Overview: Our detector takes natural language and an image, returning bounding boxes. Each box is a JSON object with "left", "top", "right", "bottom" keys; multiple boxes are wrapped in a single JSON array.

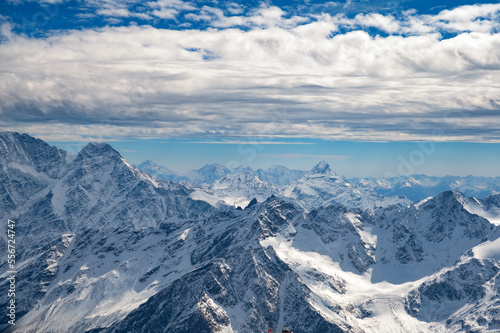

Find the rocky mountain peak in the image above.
[
  {"left": 421, "top": 190, "right": 464, "bottom": 209},
  {"left": 74, "top": 142, "right": 123, "bottom": 166},
  {"left": 0, "top": 131, "right": 68, "bottom": 177},
  {"left": 307, "top": 160, "right": 336, "bottom": 176},
  {"left": 139, "top": 160, "right": 156, "bottom": 167},
  {"left": 80, "top": 142, "right": 121, "bottom": 156}
]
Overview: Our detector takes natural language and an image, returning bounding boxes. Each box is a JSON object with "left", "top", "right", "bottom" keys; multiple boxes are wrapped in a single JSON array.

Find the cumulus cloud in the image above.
[
  {"left": 403, "top": 3, "right": 500, "bottom": 34},
  {"left": 320, "top": 3, "right": 500, "bottom": 35},
  {"left": 83, "top": 0, "right": 152, "bottom": 20},
  {"left": 182, "top": 4, "right": 309, "bottom": 28},
  {"left": 1, "top": 4, "right": 500, "bottom": 142},
  {"left": 147, "top": 0, "right": 196, "bottom": 20}
]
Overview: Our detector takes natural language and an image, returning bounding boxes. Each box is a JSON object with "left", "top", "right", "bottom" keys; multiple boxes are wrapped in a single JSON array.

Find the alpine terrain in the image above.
[{"left": 1, "top": 132, "right": 500, "bottom": 333}]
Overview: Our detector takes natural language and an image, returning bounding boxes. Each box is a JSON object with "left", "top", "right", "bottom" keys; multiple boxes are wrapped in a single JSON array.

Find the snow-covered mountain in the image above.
[
  {"left": 135, "top": 160, "right": 189, "bottom": 183},
  {"left": 189, "top": 172, "right": 279, "bottom": 208},
  {"left": 0, "top": 131, "right": 213, "bottom": 257},
  {"left": 284, "top": 161, "right": 411, "bottom": 211},
  {"left": 184, "top": 163, "right": 233, "bottom": 184},
  {"left": 187, "top": 161, "right": 410, "bottom": 211},
  {"left": 0, "top": 132, "right": 69, "bottom": 216},
  {"left": 0, "top": 132, "right": 216, "bottom": 332},
  {"left": 137, "top": 161, "right": 306, "bottom": 187},
  {"left": 136, "top": 161, "right": 500, "bottom": 203},
  {"left": 405, "top": 235, "right": 500, "bottom": 331},
  {"left": 98, "top": 192, "right": 499, "bottom": 333},
  {"left": 351, "top": 174, "right": 500, "bottom": 201},
  {"left": 2, "top": 132, "right": 500, "bottom": 333},
  {"left": 255, "top": 165, "right": 306, "bottom": 187},
  {"left": 367, "top": 191, "right": 497, "bottom": 283}
]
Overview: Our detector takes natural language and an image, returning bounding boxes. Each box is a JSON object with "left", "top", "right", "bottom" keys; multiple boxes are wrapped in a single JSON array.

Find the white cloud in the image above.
[
  {"left": 1, "top": 4, "right": 500, "bottom": 142},
  {"left": 248, "top": 6, "right": 286, "bottom": 27},
  {"left": 147, "top": 0, "right": 195, "bottom": 11},
  {"left": 435, "top": 3, "right": 500, "bottom": 23},
  {"left": 96, "top": 7, "right": 130, "bottom": 17},
  {"left": 147, "top": 0, "right": 196, "bottom": 20},
  {"left": 404, "top": 3, "right": 500, "bottom": 34},
  {"left": 313, "top": 3, "right": 500, "bottom": 36},
  {"left": 180, "top": 4, "right": 310, "bottom": 29},
  {"left": 353, "top": 13, "right": 401, "bottom": 33},
  {"left": 87, "top": 0, "right": 152, "bottom": 20},
  {"left": 150, "top": 8, "right": 178, "bottom": 19},
  {"left": 226, "top": 3, "right": 244, "bottom": 15},
  {"left": 0, "top": 23, "right": 14, "bottom": 40}
]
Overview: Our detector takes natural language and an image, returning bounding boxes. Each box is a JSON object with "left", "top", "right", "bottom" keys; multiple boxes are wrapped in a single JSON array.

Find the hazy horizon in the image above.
[{"left": 46, "top": 137, "right": 500, "bottom": 178}]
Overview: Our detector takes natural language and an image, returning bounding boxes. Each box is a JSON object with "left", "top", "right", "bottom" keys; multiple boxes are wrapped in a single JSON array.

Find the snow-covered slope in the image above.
[
  {"left": 104, "top": 198, "right": 353, "bottom": 333},
  {"left": 456, "top": 193, "right": 500, "bottom": 226},
  {"left": 2, "top": 132, "right": 500, "bottom": 333},
  {"left": 405, "top": 234, "right": 500, "bottom": 332},
  {"left": 98, "top": 192, "right": 499, "bottom": 333}
]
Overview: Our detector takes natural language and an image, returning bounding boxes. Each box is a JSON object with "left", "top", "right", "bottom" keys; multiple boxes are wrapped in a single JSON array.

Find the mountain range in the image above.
[
  {"left": 350, "top": 175, "right": 500, "bottom": 201},
  {"left": 1, "top": 132, "right": 500, "bottom": 333},
  {"left": 136, "top": 160, "right": 307, "bottom": 187},
  {"left": 136, "top": 161, "right": 500, "bottom": 202}
]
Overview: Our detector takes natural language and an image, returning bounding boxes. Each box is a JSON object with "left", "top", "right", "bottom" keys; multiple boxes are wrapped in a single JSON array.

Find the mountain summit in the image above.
[
  {"left": 285, "top": 161, "right": 409, "bottom": 211},
  {"left": 307, "top": 160, "right": 336, "bottom": 176},
  {"left": 77, "top": 142, "right": 122, "bottom": 160},
  {"left": 136, "top": 160, "right": 187, "bottom": 182}
]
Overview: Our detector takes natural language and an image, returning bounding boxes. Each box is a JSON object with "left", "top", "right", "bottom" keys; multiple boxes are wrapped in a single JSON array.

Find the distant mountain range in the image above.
[
  {"left": 2, "top": 132, "right": 500, "bottom": 333},
  {"left": 136, "top": 161, "right": 500, "bottom": 202},
  {"left": 350, "top": 175, "right": 500, "bottom": 201},
  {"left": 181, "top": 159, "right": 410, "bottom": 210},
  {"left": 136, "top": 160, "right": 307, "bottom": 187}
]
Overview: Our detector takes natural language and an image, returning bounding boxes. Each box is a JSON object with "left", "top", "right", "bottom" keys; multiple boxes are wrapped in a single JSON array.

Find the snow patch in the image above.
[
  {"left": 473, "top": 235, "right": 500, "bottom": 261},
  {"left": 51, "top": 182, "right": 68, "bottom": 215},
  {"left": 7, "top": 162, "right": 53, "bottom": 181},
  {"left": 260, "top": 235, "right": 438, "bottom": 332},
  {"left": 415, "top": 196, "right": 433, "bottom": 208},
  {"left": 178, "top": 228, "right": 190, "bottom": 241}
]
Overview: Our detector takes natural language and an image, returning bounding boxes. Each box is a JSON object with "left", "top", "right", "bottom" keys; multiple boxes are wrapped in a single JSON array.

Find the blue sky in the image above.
[
  {"left": 51, "top": 138, "right": 500, "bottom": 177},
  {"left": 1, "top": 0, "right": 499, "bottom": 176}
]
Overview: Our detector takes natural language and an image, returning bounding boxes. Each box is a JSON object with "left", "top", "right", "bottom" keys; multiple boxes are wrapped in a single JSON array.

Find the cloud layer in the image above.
[{"left": 1, "top": 3, "right": 500, "bottom": 142}]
